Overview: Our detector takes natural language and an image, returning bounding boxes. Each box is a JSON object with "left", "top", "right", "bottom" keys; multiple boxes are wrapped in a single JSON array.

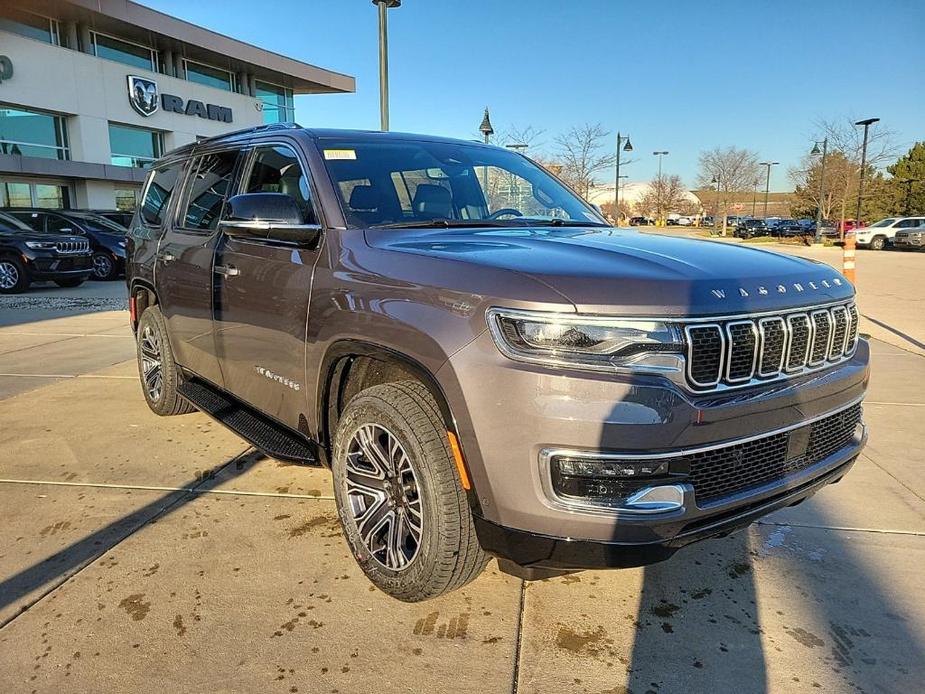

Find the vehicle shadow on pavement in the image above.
[{"left": 0, "top": 448, "right": 262, "bottom": 628}]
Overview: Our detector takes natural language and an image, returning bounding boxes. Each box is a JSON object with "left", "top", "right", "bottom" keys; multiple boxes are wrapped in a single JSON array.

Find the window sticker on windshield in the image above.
[{"left": 324, "top": 149, "right": 357, "bottom": 160}]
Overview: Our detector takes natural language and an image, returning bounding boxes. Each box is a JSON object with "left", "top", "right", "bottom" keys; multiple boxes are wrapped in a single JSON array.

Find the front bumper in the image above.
[
  {"left": 26, "top": 252, "right": 93, "bottom": 280},
  {"left": 894, "top": 237, "right": 923, "bottom": 248},
  {"left": 438, "top": 331, "right": 870, "bottom": 558}
]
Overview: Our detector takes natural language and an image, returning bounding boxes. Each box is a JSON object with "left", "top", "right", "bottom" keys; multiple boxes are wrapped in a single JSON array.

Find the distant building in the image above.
[
  {"left": 0, "top": 0, "right": 354, "bottom": 211},
  {"left": 587, "top": 181, "right": 703, "bottom": 215}
]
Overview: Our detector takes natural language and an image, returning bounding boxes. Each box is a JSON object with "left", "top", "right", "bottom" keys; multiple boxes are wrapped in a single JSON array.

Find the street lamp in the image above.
[
  {"left": 653, "top": 151, "right": 668, "bottom": 224},
  {"left": 614, "top": 133, "right": 633, "bottom": 224},
  {"left": 372, "top": 0, "right": 401, "bottom": 131},
  {"left": 854, "top": 117, "right": 880, "bottom": 226},
  {"left": 811, "top": 138, "right": 828, "bottom": 243},
  {"left": 751, "top": 178, "right": 759, "bottom": 217},
  {"left": 759, "top": 161, "right": 779, "bottom": 219},
  {"left": 479, "top": 107, "right": 494, "bottom": 144}
]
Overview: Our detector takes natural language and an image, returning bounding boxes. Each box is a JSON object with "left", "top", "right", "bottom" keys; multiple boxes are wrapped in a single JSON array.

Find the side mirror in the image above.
[{"left": 220, "top": 193, "right": 321, "bottom": 246}]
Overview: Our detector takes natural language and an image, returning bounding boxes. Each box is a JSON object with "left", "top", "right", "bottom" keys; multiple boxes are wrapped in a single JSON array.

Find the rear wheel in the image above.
[
  {"left": 332, "top": 381, "right": 488, "bottom": 601},
  {"left": 135, "top": 306, "right": 196, "bottom": 416},
  {"left": 0, "top": 257, "right": 29, "bottom": 294}
]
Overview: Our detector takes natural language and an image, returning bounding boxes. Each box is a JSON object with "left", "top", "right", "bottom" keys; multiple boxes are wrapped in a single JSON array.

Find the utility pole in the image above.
[
  {"left": 759, "top": 161, "right": 779, "bottom": 219},
  {"left": 372, "top": 0, "right": 401, "bottom": 131},
  {"left": 854, "top": 118, "right": 880, "bottom": 225}
]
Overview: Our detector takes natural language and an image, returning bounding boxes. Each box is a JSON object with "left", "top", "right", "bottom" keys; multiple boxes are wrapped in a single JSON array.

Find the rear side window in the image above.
[
  {"left": 181, "top": 150, "right": 239, "bottom": 230},
  {"left": 244, "top": 145, "right": 315, "bottom": 224},
  {"left": 141, "top": 162, "right": 184, "bottom": 226}
]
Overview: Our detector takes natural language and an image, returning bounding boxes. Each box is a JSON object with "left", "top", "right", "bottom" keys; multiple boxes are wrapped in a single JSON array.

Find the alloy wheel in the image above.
[
  {"left": 0, "top": 261, "right": 19, "bottom": 290},
  {"left": 345, "top": 424, "right": 423, "bottom": 571},
  {"left": 139, "top": 324, "right": 163, "bottom": 403},
  {"left": 93, "top": 254, "right": 114, "bottom": 279}
]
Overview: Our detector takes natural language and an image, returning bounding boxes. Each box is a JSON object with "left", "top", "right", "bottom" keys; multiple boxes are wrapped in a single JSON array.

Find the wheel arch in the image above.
[{"left": 129, "top": 279, "right": 158, "bottom": 331}]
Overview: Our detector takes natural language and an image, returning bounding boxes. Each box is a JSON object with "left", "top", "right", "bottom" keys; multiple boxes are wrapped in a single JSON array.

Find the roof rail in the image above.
[{"left": 195, "top": 122, "right": 302, "bottom": 146}]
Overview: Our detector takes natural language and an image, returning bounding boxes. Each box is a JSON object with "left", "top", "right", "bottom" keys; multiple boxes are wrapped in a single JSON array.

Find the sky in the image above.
[{"left": 141, "top": 0, "right": 924, "bottom": 192}]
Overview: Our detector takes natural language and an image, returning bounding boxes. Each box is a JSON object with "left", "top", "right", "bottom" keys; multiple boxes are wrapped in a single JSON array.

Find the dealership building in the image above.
[{"left": 0, "top": 0, "right": 354, "bottom": 212}]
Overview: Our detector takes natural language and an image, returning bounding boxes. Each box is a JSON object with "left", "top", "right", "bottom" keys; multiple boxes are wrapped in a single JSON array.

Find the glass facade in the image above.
[
  {"left": 0, "top": 105, "right": 69, "bottom": 160},
  {"left": 0, "top": 7, "right": 60, "bottom": 45},
  {"left": 0, "top": 181, "right": 70, "bottom": 208},
  {"left": 185, "top": 60, "right": 235, "bottom": 92},
  {"left": 256, "top": 81, "right": 295, "bottom": 124},
  {"left": 92, "top": 32, "right": 156, "bottom": 71},
  {"left": 114, "top": 188, "right": 141, "bottom": 211},
  {"left": 109, "top": 123, "right": 163, "bottom": 168}
]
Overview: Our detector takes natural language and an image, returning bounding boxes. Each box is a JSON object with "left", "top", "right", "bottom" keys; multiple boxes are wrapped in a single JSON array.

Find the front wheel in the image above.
[
  {"left": 135, "top": 306, "right": 196, "bottom": 416},
  {"left": 869, "top": 236, "right": 886, "bottom": 251},
  {"left": 0, "top": 257, "right": 29, "bottom": 294},
  {"left": 332, "top": 381, "right": 488, "bottom": 601}
]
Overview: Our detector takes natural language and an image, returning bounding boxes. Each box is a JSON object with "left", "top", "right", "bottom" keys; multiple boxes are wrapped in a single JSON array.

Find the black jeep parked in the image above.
[
  {"left": 0, "top": 211, "right": 92, "bottom": 294},
  {"left": 3, "top": 209, "right": 128, "bottom": 280}
]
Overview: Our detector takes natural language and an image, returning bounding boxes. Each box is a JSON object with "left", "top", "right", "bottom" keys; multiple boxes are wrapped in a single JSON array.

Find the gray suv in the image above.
[{"left": 127, "top": 124, "right": 868, "bottom": 601}]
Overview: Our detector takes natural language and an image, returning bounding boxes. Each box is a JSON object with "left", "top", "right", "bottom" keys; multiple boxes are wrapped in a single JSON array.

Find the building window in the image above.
[
  {"left": 184, "top": 60, "right": 235, "bottom": 92},
  {"left": 0, "top": 180, "right": 70, "bottom": 208},
  {"left": 114, "top": 188, "right": 141, "bottom": 211},
  {"left": 255, "top": 81, "right": 295, "bottom": 124},
  {"left": 92, "top": 32, "right": 157, "bottom": 72},
  {"left": 109, "top": 123, "right": 163, "bottom": 168},
  {"left": 0, "top": 7, "right": 61, "bottom": 45},
  {"left": 0, "top": 105, "right": 70, "bottom": 160}
]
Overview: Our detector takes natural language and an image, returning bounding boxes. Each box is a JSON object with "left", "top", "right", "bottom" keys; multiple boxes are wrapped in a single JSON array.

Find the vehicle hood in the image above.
[
  {"left": 365, "top": 226, "right": 854, "bottom": 316},
  {"left": 0, "top": 229, "right": 86, "bottom": 244}
]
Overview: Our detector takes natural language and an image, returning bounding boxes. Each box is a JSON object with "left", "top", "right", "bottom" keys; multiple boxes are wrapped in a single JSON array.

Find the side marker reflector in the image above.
[{"left": 447, "top": 431, "right": 471, "bottom": 490}]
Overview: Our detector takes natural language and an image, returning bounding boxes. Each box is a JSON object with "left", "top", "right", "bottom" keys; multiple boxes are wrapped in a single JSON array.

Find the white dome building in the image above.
[{"left": 587, "top": 181, "right": 702, "bottom": 216}]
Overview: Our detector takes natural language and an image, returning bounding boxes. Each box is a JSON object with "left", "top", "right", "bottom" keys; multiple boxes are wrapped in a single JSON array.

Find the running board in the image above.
[{"left": 178, "top": 379, "right": 319, "bottom": 465}]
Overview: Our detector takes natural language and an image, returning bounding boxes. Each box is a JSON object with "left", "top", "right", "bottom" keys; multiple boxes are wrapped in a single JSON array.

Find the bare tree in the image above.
[
  {"left": 638, "top": 174, "right": 688, "bottom": 217},
  {"left": 495, "top": 124, "right": 546, "bottom": 153},
  {"left": 696, "top": 146, "right": 761, "bottom": 231},
  {"left": 553, "top": 123, "right": 616, "bottom": 199}
]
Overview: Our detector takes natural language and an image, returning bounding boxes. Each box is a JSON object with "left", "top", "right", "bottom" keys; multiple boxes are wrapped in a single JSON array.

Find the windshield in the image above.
[
  {"left": 868, "top": 218, "right": 897, "bottom": 228},
  {"left": 0, "top": 211, "right": 32, "bottom": 231},
  {"left": 68, "top": 213, "right": 127, "bottom": 234},
  {"left": 317, "top": 138, "right": 608, "bottom": 229}
]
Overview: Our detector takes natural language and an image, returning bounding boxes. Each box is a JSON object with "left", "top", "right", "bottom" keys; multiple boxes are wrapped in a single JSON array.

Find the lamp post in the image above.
[
  {"left": 751, "top": 178, "right": 759, "bottom": 217},
  {"left": 711, "top": 175, "right": 725, "bottom": 236},
  {"left": 759, "top": 161, "right": 778, "bottom": 219},
  {"left": 372, "top": 0, "right": 401, "bottom": 131},
  {"left": 653, "top": 150, "right": 668, "bottom": 225},
  {"left": 614, "top": 133, "right": 633, "bottom": 225},
  {"left": 811, "top": 138, "right": 828, "bottom": 243},
  {"left": 478, "top": 108, "right": 494, "bottom": 195},
  {"left": 854, "top": 117, "right": 880, "bottom": 226}
]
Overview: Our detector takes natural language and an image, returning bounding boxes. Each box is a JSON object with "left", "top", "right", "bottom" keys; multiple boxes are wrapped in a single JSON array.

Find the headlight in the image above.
[
  {"left": 25, "top": 241, "right": 57, "bottom": 250},
  {"left": 118, "top": 240, "right": 127, "bottom": 248},
  {"left": 486, "top": 308, "right": 684, "bottom": 372}
]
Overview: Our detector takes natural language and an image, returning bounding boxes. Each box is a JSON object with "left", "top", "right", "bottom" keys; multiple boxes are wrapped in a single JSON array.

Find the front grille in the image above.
[
  {"left": 686, "top": 403, "right": 862, "bottom": 505},
  {"left": 685, "top": 301, "right": 857, "bottom": 391},
  {"left": 55, "top": 240, "right": 90, "bottom": 254}
]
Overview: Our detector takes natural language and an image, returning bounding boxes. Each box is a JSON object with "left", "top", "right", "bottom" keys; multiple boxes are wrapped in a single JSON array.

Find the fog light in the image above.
[
  {"left": 556, "top": 457, "right": 670, "bottom": 478},
  {"left": 549, "top": 453, "right": 674, "bottom": 506}
]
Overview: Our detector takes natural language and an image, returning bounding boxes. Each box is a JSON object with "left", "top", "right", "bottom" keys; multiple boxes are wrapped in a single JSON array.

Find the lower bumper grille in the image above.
[{"left": 687, "top": 403, "right": 862, "bottom": 505}]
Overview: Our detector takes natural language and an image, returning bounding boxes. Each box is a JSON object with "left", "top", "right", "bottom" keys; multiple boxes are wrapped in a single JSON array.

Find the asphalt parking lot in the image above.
[{"left": 1, "top": 244, "right": 923, "bottom": 694}]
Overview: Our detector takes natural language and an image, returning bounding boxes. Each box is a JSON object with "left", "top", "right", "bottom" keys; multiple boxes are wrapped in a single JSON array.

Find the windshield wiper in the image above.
[
  {"left": 372, "top": 219, "right": 514, "bottom": 229},
  {"left": 515, "top": 217, "right": 609, "bottom": 227}
]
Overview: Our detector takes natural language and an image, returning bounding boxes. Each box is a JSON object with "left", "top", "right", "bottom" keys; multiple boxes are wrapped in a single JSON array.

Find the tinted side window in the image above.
[
  {"left": 181, "top": 150, "right": 239, "bottom": 230},
  {"left": 45, "top": 215, "right": 74, "bottom": 233},
  {"left": 141, "top": 162, "right": 184, "bottom": 226},
  {"left": 245, "top": 145, "right": 315, "bottom": 224}
]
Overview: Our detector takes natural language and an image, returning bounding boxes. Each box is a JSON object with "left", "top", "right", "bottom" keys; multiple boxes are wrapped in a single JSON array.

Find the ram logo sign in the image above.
[{"left": 126, "top": 74, "right": 233, "bottom": 123}]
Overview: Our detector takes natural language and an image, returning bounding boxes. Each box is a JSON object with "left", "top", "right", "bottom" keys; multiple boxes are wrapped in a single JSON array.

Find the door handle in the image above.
[
  {"left": 159, "top": 251, "right": 176, "bottom": 263},
  {"left": 214, "top": 264, "right": 240, "bottom": 277}
]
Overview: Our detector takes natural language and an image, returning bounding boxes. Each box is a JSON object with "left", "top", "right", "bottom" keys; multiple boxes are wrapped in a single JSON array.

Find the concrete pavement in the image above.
[{"left": 1, "top": 274, "right": 923, "bottom": 693}]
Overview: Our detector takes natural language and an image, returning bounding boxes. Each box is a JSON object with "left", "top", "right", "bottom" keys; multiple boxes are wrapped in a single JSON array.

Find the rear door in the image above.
[
  {"left": 154, "top": 149, "right": 241, "bottom": 385},
  {"left": 212, "top": 142, "right": 322, "bottom": 428}
]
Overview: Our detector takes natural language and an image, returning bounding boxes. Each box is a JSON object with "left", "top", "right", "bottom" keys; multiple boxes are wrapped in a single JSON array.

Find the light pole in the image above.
[
  {"left": 653, "top": 150, "right": 668, "bottom": 224},
  {"left": 614, "top": 133, "right": 633, "bottom": 225},
  {"left": 752, "top": 178, "right": 759, "bottom": 217},
  {"left": 711, "top": 175, "right": 725, "bottom": 236},
  {"left": 811, "top": 138, "right": 829, "bottom": 243},
  {"left": 854, "top": 117, "right": 880, "bottom": 225},
  {"left": 759, "top": 161, "right": 778, "bottom": 219},
  {"left": 479, "top": 107, "right": 494, "bottom": 144},
  {"left": 372, "top": 0, "right": 401, "bottom": 131}
]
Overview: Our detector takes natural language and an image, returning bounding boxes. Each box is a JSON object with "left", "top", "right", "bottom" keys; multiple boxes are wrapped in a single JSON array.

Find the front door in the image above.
[
  {"left": 155, "top": 150, "right": 240, "bottom": 386},
  {"left": 213, "top": 143, "right": 322, "bottom": 428}
]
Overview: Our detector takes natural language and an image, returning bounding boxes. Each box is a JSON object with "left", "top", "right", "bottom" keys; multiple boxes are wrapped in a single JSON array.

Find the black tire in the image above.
[
  {"left": 92, "top": 252, "right": 119, "bottom": 281},
  {"left": 54, "top": 277, "right": 86, "bottom": 288},
  {"left": 0, "top": 256, "right": 29, "bottom": 294},
  {"left": 135, "top": 306, "right": 196, "bottom": 416},
  {"left": 870, "top": 236, "right": 886, "bottom": 251},
  {"left": 332, "top": 380, "right": 488, "bottom": 602}
]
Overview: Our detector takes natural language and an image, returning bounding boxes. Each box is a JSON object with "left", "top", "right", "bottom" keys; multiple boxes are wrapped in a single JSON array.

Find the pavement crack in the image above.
[{"left": 510, "top": 579, "right": 526, "bottom": 694}]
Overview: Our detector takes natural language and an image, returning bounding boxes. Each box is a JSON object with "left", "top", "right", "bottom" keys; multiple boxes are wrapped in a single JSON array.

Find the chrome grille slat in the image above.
[
  {"left": 54, "top": 240, "right": 89, "bottom": 254},
  {"left": 685, "top": 301, "right": 857, "bottom": 391}
]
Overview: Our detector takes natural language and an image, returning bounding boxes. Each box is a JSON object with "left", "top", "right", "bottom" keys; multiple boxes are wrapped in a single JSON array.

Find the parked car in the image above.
[
  {"left": 772, "top": 219, "right": 805, "bottom": 237},
  {"left": 629, "top": 216, "right": 654, "bottom": 226},
  {"left": 734, "top": 218, "right": 769, "bottom": 238},
  {"left": 77, "top": 208, "right": 134, "bottom": 228},
  {"left": 0, "top": 211, "right": 92, "bottom": 293},
  {"left": 2, "top": 208, "right": 128, "bottom": 280},
  {"left": 128, "top": 124, "right": 868, "bottom": 601},
  {"left": 701, "top": 215, "right": 715, "bottom": 227},
  {"left": 675, "top": 216, "right": 694, "bottom": 226},
  {"left": 852, "top": 216, "right": 925, "bottom": 250},
  {"left": 893, "top": 227, "right": 925, "bottom": 250}
]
